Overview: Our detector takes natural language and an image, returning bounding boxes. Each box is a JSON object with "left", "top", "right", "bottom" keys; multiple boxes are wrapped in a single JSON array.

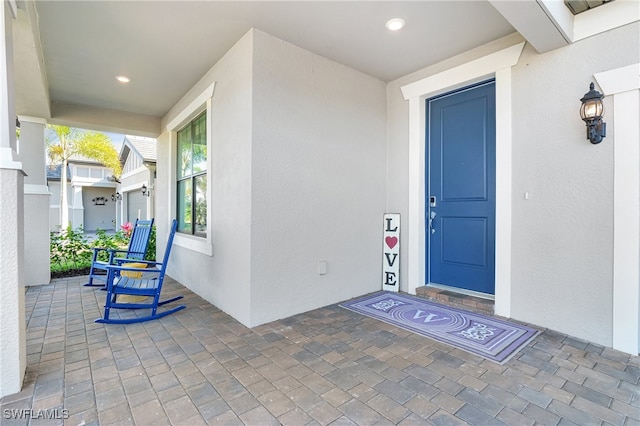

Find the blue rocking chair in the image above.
[
  {"left": 95, "top": 219, "right": 185, "bottom": 324},
  {"left": 84, "top": 218, "right": 154, "bottom": 287}
]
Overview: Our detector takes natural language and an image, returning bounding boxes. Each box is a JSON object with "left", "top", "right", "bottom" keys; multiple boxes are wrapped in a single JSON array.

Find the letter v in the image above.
[{"left": 385, "top": 253, "right": 398, "bottom": 267}]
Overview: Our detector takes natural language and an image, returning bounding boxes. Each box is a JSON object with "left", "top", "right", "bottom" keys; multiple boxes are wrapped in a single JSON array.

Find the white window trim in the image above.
[{"left": 166, "top": 82, "right": 216, "bottom": 256}]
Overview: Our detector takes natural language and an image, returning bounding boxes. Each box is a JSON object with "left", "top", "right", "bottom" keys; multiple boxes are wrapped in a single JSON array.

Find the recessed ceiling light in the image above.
[
  {"left": 115, "top": 75, "right": 130, "bottom": 83},
  {"left": 385, "top": 18, "right": 405, "bottom": 31}
]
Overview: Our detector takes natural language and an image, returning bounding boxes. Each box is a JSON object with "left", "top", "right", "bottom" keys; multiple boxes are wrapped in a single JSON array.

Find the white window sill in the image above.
[{"left": 174, "top": 233, "right": 213, "bottom": 256}]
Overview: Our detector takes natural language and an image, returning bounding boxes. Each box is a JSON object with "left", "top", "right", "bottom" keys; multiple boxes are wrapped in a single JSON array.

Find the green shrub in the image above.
[
  {"left": 145, "top": 226, "right": 156, "bottom": 261},
  {"left": 91, "top": 228, "right": 129, "bottom": 261},
  {"left": 50, "top": 224, "right": 159, "bottom": 276},
  {"left": 50, "top": 226, "right": 93, "bottom": 273},
  {"left": 50, "top": 224, "right": 157, "bottom": 276}
]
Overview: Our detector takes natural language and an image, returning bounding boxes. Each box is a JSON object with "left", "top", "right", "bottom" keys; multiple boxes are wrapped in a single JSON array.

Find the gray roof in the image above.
[
  {"left": 46, "top": 164, "right": 70, "bottom": 181},
  {"left": 119, "top": 136, "right": 157, "bottom": 165}
]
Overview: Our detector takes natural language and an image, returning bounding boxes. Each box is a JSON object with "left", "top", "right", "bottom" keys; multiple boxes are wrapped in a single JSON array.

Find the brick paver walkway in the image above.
[{"left": 1, "top": 276, "right": 638, "bottom": 425}]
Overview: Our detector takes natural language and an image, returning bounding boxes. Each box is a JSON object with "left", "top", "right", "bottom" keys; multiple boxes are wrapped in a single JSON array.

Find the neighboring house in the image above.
[
  {"left": 46, "top": 157, "right": 118, "bottom": 232},
  {"left": 115, "top": 135, "right": 157, "bottom": 227},
  {"left": 2, "top": 1, "right": 639, "bottom": 397}
]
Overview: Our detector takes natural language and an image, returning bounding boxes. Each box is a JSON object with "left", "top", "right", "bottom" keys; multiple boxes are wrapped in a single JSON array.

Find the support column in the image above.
[
  {"left": 0, "top": 0, "right": 27, "bottom": 398},
  {"left": 596, "top": 64, "right": 640, "bottom": 355},
  {"left": 17, "top": 117, "right": 50, "bottom": 286},
  {"left": 71, "top": 184, "right": 84, "bottom": 230}
]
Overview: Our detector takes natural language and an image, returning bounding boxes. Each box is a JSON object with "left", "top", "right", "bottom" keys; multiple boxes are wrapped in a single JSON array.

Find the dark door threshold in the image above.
[{"left": 415, "top": 285, "right": 495, "bottom": 316}]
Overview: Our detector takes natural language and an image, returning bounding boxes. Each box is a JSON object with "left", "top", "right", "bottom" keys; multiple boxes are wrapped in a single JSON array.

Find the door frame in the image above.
[{"left": 401, "top": 42, "right": 525, "bottom": 318}]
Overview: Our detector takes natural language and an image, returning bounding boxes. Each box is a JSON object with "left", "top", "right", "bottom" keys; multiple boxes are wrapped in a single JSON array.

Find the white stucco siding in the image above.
[
  {"left": 249, "top": 30, "right": 387, "bottom": 326},
  {"left": 386, "top": 23, "right": 638, "bottom": 348},
  {"left": 82, "top": 187, "right": 116, "bottom": 231},
  {"left": 510, "top": 22, "right": 639, "bottom": 346},
  {"left": 158, "top": 30, "right": 254, "bottom": 326}
]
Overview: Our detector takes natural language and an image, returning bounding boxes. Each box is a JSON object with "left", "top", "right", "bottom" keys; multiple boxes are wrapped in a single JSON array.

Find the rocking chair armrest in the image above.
[
  {"left": 104, "top": 264, "right": 162, "bottom": 274},
  {"left": 92, "top": 247, "right": 131, "bottom": 256},
  {"left": 112, "top": 258, "right": 161, "bottom": 267},
  {"left": 110, "top": 249, "right": 131, "bottom": 254}
]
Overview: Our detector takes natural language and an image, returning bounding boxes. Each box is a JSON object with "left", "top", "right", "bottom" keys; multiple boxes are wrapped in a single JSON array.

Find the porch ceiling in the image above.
[{"left": 15, "top": 1, "right": 583, "bottom": 136}]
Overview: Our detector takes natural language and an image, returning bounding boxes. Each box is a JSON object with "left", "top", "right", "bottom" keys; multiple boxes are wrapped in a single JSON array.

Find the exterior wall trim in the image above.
[
  {"left": 595, "top": 63, "right": 640, "bottom": 355},
  {"left": 400, "top": 42, "right": 525, "bottom": 318}
]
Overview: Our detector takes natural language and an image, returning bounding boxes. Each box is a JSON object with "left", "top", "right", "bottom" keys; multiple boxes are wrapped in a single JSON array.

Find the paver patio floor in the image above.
[{"left": 1, "top": 275, "right": 638, "bottom": 425}]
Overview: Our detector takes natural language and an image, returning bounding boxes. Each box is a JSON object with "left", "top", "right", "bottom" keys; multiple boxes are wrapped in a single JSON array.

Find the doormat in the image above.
[{"left": 340, "top": 291, "right": 539, "bottom": 364}]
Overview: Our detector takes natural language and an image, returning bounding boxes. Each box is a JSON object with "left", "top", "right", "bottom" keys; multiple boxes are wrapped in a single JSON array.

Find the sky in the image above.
[{"left": 103, "top": 132, "right": 126, "bottom": 152}]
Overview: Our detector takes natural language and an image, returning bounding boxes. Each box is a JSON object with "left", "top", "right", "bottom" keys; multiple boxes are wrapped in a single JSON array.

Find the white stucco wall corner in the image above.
[{"left": 157, "top": 28, "right": 254, "bottom": 327}]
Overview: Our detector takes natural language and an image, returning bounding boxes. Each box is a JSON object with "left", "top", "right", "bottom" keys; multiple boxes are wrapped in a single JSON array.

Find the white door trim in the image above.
[{"left": 401, "top": 42, "right": 525, "bottom": 318}]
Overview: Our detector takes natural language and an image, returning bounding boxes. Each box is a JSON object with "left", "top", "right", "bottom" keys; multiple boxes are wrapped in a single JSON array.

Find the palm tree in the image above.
[{"left": 47, "top": 125, "right": 122, "bottom": 230}]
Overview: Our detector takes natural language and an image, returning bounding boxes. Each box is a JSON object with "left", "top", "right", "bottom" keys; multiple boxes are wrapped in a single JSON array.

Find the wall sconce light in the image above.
[
  {"left": 111, "top": 192, "right": 122, "bottom": 202},
  {"left": 141, "top": 184, "right": 151, "bottom": 197},
  {"left": 92, "top": 197, "right": 108, "bottom": 206},
  {"left": 580, "top": 82, "right": 606, "bottom": 144}
]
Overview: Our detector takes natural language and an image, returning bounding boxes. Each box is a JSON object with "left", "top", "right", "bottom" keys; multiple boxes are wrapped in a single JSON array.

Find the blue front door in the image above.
[{"left": 427, "top": 81, "right": 496, "bottom": 294}]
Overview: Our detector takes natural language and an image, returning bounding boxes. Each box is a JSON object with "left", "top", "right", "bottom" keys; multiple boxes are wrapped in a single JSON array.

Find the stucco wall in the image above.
[
  {"left": 158, "top": 28, "right": 386, "bottom": 328},
  {"left": 17, "top": 120, "right": 51, "bottom": 285},
  {"left": 24, "top": 193, "right": 50, "bottom": 285},
  {"left": 386, "top": 23, "right": 638, "bottom": 346},
  {"left": 249, "top": 30, "right": 387, "bottom": 326},
  {"left": 0, "top": 168, "right": 26, "bottom": 397},
  {"left": 509, "top": 22, "right": 638, "bottom": 345},
  {"left": 158, "top": 30, "right": 254, "bottom": 325}
]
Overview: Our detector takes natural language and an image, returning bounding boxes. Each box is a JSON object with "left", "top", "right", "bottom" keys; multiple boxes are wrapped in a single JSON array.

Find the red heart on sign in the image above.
[{"left": 385, "top": 236, "right": 398, "bottom": 250}]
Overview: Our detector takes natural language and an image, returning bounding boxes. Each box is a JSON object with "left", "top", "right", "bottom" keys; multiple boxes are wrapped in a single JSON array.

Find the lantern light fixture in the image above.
[
  {"left": 580, "top": 82, "right": 606, "bottom": 144},
  {"left": 141, "top": 184, "right": 150, "bottom": 197},
  {"left": 111, "top": 192, "right": 122, "bottom": 202}
]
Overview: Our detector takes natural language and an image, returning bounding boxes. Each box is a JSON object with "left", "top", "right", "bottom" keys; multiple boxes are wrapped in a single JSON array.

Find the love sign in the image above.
[{"left": 382, "top": 213, "right": 400, "bottom": 292}]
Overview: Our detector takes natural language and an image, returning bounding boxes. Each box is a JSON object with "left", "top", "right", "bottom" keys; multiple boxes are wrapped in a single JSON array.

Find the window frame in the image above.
[
  {"left": 166, "top": 81, "right": 216, "bottom": 256},
  {"left": 177, "top": 111, "right": 207, "bottom": 237}
]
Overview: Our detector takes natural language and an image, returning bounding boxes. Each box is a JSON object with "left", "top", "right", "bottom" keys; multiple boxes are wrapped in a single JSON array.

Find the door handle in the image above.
[{"left": 429, "top": 211, "right": 437, "bottom": 234}]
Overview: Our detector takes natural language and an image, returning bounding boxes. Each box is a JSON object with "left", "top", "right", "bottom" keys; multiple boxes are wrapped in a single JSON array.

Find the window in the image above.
[{"left": 177, "top": 112, "right": 207, "bottom": 237}]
